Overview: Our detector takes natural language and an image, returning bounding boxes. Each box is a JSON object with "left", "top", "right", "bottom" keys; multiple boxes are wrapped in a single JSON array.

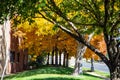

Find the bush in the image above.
[{"left": 27, "top": 52, "right": 47, "bottom": 69}]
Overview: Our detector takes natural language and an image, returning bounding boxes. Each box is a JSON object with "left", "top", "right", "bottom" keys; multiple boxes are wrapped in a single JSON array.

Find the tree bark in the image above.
[
  {"left": 63, "top": 50, "right": 66, "bottom": 67},
  {"left": 109, "top": 64, "right": 120, "bottom": 80},
  {"left": 72, "top": 43, "right": 85, "bottom": 75},
  {"left": 59, "top": 51, "right": 61, "bottom": 66},
  {"left": 47, "top": 53, "right": 50, "bottom": 65},
  {"left": 0, "top": 32, "right": 6, "bottom": 75},
  {"left": 66, "top": 53, "right": 69, "bottom": 67},
  {"left": 51, "top": 49, "right": 54, "bottom": 65},
  {"left": 55, "top": 47, "right": 58, "bottom": 66},
  {"left": 1, "top": 19, "right": 11, "bottom": 80},
  {"left": 105, "top": 36, "right": 120, "bottom": 80},
  {"left": 73, "top": 33, "right": 94, "bottom": 75}
]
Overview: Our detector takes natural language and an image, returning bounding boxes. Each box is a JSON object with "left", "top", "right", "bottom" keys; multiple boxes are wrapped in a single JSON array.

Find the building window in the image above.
[
  {"left": 10, "top": 51, "right": 15, "bottom": 63},
  {"left": 17, "top": 53, "right": 20, "bottom": 62}
]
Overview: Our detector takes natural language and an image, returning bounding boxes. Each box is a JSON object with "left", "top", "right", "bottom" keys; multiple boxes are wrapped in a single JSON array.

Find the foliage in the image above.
[
  {"left": 13, "top": 16, "right": 57, "bottom": 55},
  {"left": 14, "top": 20, "right": 106, "bottom": 61},
  {"left": 1, "top": 0, "right": 120, "bottom": 79},
  {"left": 35, "top": 1, "right": 120, "bottom": 79},
  {"left": 50, "top": 30, "right": 77, "bottom": 57},
  {"left": 14, "top": 18, "right": 78, "bottom": 57},
  {"left": 84, "top": 34, "right": 107, "bottom": 60},
  {"left": 0, "top": 0, "right": 39, "bottom": 24},
  {"left": 27, "top": 52, "right": 48, "bottom": 68}
]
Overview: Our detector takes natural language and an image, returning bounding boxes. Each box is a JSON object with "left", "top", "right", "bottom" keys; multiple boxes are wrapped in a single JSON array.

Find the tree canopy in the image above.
[
  {"left": 1, "top": 0, "right": 120, "bottom": 80},
  {"left": 31, "top": 1, "right": 120, "bottom": 79}
]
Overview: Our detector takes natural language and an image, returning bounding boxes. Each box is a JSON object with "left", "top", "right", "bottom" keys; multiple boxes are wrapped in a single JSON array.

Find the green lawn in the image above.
[
  {"left": 4, "top": 66, "right": 109, "bottom": 80},
  {"left": 82, "top": 67, "right": 110, "bottom": 78}
]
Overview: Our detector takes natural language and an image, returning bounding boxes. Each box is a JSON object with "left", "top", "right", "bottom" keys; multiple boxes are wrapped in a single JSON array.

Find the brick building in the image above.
[
  {"left": 0, "top": 20, "right": 28, "bottom": 75},
  {"left": 9, "top": 31, "right": 28, "bottom": 73}
]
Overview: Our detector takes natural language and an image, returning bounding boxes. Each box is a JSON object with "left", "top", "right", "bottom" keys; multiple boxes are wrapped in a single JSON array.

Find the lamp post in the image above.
[{"left": 91, "top": 57, "right": 94, "bottom": 72}]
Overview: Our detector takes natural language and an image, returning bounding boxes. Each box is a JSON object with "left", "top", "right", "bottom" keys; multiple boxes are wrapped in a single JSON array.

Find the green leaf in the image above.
[{"left": 52, "top": 24, "right": 59, "bottom": 31}]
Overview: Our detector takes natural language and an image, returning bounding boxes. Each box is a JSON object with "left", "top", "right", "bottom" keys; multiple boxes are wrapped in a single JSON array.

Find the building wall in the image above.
[{"left": 9, "top": 31, "right": 28, "bottom": 73}]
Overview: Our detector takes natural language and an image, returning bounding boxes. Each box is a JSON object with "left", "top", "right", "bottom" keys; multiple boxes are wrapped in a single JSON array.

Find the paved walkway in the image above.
[{"left": 85, "top": 72, "right": 110, "bottom": 80}]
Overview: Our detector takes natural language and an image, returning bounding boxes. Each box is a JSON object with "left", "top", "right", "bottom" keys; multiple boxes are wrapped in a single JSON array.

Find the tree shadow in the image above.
[{"left": 30, "top": 77, "right": 81, "bottom": 80}]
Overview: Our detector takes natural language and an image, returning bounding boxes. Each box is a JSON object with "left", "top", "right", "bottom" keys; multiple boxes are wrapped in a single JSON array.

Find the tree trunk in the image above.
[
  {"left": 105, "top": 36, "right": 120, "bottom": 80},
  {"left": 1, "top": 19, "right": 11, "bottom": 80},
  {"left": 55, "top": 47, "right": 58, "bottom": 66},
  {"left": 109, "top": 65, "right": 120, "bottom": 80},
  {"left": 63, "top": 50, "right": 66, "bottom": 67},
  {"left": 51, "top": 49, "right": 54, "bottom": 65},
  {"left": 66, "top": 53, "right": 69, "bottom": 67},
  {"left": 73, "top": 33, "right": 94, "bottom": 75},
  {"left": 73, "top": 43, "right": 85, "bottom": 75},
  {"left": 0, "top": 34, "right": 6, "bottom": 75},
  {"left": 59, "top": 51, "right": 61, "bottom": 66},
  {"left": 47, "top": 53, "right": 50, "bottom": 65},
  {"left": 108, "top": 52, "right": 120, "bottom": 80}
]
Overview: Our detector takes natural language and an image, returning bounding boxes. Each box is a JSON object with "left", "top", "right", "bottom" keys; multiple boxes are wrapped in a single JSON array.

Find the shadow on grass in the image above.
[
  {"left": 4, "top": 66, "right": 73, "bottom": 79},
  {"left": 29, "top": 77, "right": 81, "bottom": 80}
]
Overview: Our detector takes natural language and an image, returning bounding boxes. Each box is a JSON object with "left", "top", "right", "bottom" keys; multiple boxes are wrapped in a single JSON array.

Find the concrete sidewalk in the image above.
[{"left": 85, "top": 72, "right": 110, "bottom": 80}]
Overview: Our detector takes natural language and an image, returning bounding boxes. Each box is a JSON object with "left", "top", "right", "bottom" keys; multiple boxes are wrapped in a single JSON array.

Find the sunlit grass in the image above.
[
  {"left": 82, "top": 67, "right": 110, "bottom": 78},
  {"left": 4, "top": 66, "right": 108, "bottom": 80}
]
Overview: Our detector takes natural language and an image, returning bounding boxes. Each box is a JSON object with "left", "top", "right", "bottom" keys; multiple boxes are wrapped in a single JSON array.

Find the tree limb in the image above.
[
  {"left": 54, "top": 21, "right": 110, "bottom": 68},
  {"left": 111, "top": 20, "right": 120, "bottom": 33}
]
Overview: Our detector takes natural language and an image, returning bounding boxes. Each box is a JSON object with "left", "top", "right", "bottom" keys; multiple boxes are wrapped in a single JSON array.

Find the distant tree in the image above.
[
  {"left": 84, "top": 34, "right": 107, "bottom": 72},
  {"left": 84, "top": 34, "right": 107, "bottom": 60}
]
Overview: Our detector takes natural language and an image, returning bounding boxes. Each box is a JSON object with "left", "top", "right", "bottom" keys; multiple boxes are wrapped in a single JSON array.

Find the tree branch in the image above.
[
  {"left": 111, "top": 20, "right": 120, "bottom": 33},
  {"left": 54, "top": 21, "right": 110, "bottom": 68},
  {"left": 71, "top": 21, "right": 98, "bottom": 26},
  {"left": 38, "top": 11, "right": 54, "bottom": 24},
  {"left": 110, "top": 0, "right": 115, "bottom": 16},
  {"left": 40, "top": 0, "right": 110, "bottom": 68},
  {"left": 84, "top": 1, "right": 100, "bottom": 22},
  {"left": 104, "top": 0, "right": 109, "bottom": 26}
]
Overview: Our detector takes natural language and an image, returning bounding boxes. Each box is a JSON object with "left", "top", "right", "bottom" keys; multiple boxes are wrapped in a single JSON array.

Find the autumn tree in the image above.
[
  {"left": 51, "top": 30, "right": 78, "bottom": 66},
  {"left": 13, "top": 17, "right": 57, "bottom": 62},
  {"left": 84, "top": 34, "right": 107, "bottom": 60},
  {"left": 34, "top": 1, "right": 120, "bottom": 80},
  {"left": 0, "top": 1, "right": 40, "bottom": 80},
  {"left": 17, "top": 25, "right": 78, "bottom": 66},
  {"left": 1, "top": 0, "right": 120, "bottom": 80},
  {"left": 84, "top": 34, "right": 107, "bottom": 72},
  {"left": 15, "top": 19, "right": 79, "bottom": 67}
]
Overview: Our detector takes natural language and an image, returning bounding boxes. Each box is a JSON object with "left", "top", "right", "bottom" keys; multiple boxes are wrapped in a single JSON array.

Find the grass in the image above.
[
  {"left": 82, "top": 67, "right": 110, "bottom": 78},
  {"left": 94, "top": 70, "right": 110, "bottom": 78},
  {"left": 4, "top": 66, "right": 109, "bottom": 80}
]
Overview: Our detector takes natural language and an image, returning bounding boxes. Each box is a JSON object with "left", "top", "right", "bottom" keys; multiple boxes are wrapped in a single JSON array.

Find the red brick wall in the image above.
[{"left": 9, "top": 31, "right": 28, "bottom": 73}]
